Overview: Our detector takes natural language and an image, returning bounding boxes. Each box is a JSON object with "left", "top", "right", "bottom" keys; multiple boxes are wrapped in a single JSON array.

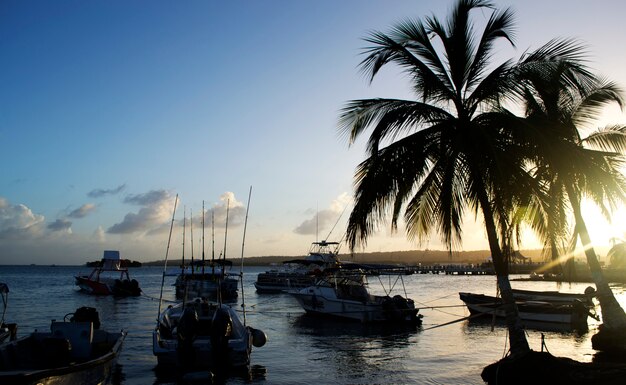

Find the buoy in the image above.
[{"left": 250, "top": 327, "right": 267, "bottom": 347}]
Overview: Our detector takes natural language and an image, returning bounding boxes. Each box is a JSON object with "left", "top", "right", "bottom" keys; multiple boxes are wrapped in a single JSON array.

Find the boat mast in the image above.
[
  {"left": 181, "top": 207, "right": 186, "bottom": 276},
  {"left": 211, "top": 209, "right": 215, "bottom": 276},
  {"left": 240, "top": 186, "right": 252, "bottom": 325},
  {"left": 157, "top": 194, "right": 178, "bottom": 321},
  {"left": 223, "top": 199, "right": 230, "bottom": 282},
  {"left": 190, "top": 209, "right": 194, "bottom": 277},
  {"left": 201, "top": 201, "right": 205, "bottom": 275}
]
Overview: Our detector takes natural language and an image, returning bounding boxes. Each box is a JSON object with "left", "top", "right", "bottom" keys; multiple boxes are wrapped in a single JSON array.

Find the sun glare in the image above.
[{"left": 581, "top": 199, "right": 626, "bottom": 252}]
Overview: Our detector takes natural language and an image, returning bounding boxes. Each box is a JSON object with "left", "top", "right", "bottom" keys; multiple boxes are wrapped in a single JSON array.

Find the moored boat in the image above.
[
  {"left": 511, "top": 287, "right": 596, "bottom": 306},
  {"left": 254, "top": 240, "right": 341, "bottom": 293},
  {"left": 75, "top": 250, "right": 141, "bottom": 296},
  {"left": 173, "top": 203, "right": 239, "bottom": 302},
  {"left": 153, "top": 298, "right": 266, "bottom": 369},
  {"left": 459, "top": 292, "right": 595, "bottom": 328},
  {"left": 174, "top": 261, "right": 239, "bottom": 302},
  {"left": 0, "top": 306, "right": 126, "bottom": 385},
  {"left": 289, "top": 265, "right": 423, "bottom": 324},
  {"left": 1, "top": 283, "right": 17, "bottom": 344},
  {"left": 153, "top": 190, "right": 267, "bottom": 372}
]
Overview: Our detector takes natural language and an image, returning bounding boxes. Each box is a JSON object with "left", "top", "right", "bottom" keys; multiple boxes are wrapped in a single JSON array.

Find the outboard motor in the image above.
[
  {"left": 177, "top": 306, "right": 199, "bottom": 367},
  {"left": 70, "top": 306, "right": 101, "bottom": 329},
  {"left": 130, "top": 279, "right": 140, "bottom": 295},
  {"left": 211, "top": 307, "right": 233, "bottom": 365}
]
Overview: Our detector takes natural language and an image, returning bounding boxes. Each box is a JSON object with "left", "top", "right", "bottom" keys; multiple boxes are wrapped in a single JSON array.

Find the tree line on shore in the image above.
[{"left": 142, "top": 248, "right": 547, "bottom": 266}]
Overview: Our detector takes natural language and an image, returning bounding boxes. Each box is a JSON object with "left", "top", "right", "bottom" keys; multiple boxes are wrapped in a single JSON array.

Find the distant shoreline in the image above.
[{"left": 141, "top": 248, "right": 548, "bottom": 267}]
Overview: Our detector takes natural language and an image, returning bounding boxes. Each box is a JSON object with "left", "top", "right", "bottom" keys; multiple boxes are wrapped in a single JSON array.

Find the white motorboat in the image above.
[
  {"left": 254, "top": 240, "right": 342, "bottom": 293},
  {"left": 289, "top": 266, "right": 422, "bottom": 324}
]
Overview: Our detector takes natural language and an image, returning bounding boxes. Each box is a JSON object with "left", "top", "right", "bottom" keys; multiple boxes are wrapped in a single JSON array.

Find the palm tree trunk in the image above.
[
  {"left": 477, "top": 185, "right": 530, "bottom": 357},
  {"left": 567, "top": 186, "right": 626, "bottom": 330}
]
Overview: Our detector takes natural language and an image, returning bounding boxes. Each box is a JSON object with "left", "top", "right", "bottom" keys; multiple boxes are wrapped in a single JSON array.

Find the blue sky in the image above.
[{"left": 2, "top": 0, "right": 626, "bottom": 265}]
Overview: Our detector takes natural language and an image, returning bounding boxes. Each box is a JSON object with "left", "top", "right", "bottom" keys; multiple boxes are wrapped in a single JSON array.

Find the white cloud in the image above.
[
  {"left": 47, "top": 218, "right": 72, "bottom": 233},
  {"left": 209, "top": 191, "right": 247, "bottom": 228},
  {"left": 87, "top": 184, "right": 126, "bottom": 198},
  {"left": 68, "top": 203, "right": 96, "bottom": 219},
  {"left": 93, "top": 226, "right": 106, "bottom": 243},
  {"left": 294, "top": 193, "right": 352, "bottom": 238},
  {"left": 107, "top": 190, "right": 177, "bottom": 234},
  {"left": 0, "top": 197, "right": 46, "bottom": 239}
]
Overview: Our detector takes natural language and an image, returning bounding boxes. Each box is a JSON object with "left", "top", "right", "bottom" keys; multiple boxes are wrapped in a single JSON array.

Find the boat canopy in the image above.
[
  {"left": 102, "top": 250, "right": 121, "bottom": 270},
  {"left": 311, "top": 241, "right": 339, "bottom": 246}
]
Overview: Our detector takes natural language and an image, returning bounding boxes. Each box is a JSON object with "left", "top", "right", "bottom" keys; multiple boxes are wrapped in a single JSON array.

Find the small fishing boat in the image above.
[
  {"left": 459, "top": 292, "right": 595, "bottom": 328},
  {"left": 289, "top": 265, "right": 423, "bottom": 324},
  {"left": 153, "top": 190, "right": 267, "bottom": 371},
  {"left": 75, "top": 250, "right": 141, "bottom": 296},
  {"left": 511, "top": 287, "right": 596, "bottom": 306},
  {"left": 174, "top": 260, "right": 239, "bottom": 302},
  {"left": 1, "top": 283, "right": 17, "bottom": 344},
  {"left": 173, "top": 204, "right": 239, "bottom": 302},
  {"left": 153, "top": 298, "right": 266, "bottom": 369},
  {"left": 0, "top": 306, "right": 126, "bottom": 385},
  {"left": 254, "top": 240, "right": 342, "bottom": 293}
]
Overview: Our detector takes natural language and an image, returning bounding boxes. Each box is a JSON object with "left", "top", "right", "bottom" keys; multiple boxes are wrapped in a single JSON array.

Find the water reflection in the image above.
[
  {"left": 464, "top": 316, "right": 591, "bottom": 335},
  {"left": 290, "top": 315, "right": 420, "bottom": 383},
  {"left": 152, "top": 363, "right": 267, "bottom": 385},
  {"left": 291, "top": 314, "right": 420, "bottom": 340},
  {"left": 110, "top": 363, "right": 126, "bottom": 385}
]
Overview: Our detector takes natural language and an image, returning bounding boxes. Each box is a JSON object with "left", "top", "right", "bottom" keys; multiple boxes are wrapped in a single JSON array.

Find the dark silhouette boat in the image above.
[
  {"left": 459, "top": 292, "right": 596, "bottom": 329},
  {"left": 0, "top": 306, "right": 126, "bottom": 385},
  {"left": 0, "top": 283, "right": 17, "bottom": 344}
]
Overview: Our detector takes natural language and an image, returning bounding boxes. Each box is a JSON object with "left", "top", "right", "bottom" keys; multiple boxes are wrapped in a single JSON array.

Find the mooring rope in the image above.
[{"left": 141, "top": 292, "right": 177, "bottom": 303}]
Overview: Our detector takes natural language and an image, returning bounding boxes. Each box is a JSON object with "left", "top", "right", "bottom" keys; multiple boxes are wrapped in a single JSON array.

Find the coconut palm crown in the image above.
[
  {"left": 339, "top": 0, "right": 533, "bottom": 356},
  {"left": 512, "top": 40, "right": 626, "bottom": 338}
]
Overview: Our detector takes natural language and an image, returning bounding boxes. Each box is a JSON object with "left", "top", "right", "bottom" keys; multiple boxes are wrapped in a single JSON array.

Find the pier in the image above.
[
  {"left": 409, "top": 262, "right": 547, "bottom": 275},
  {"left": 413, "top": 264, "right": 495, "bottom": 275}
]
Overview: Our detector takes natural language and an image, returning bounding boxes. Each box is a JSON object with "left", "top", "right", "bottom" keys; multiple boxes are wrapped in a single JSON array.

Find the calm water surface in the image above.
[{"left": 1, "top": 265, "right": 625, "bottom": 384}]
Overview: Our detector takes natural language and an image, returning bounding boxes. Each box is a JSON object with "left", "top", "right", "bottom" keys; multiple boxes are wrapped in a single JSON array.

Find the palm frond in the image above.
[{"left": 466, "top": 6, "right": 516, "bottom": 91}]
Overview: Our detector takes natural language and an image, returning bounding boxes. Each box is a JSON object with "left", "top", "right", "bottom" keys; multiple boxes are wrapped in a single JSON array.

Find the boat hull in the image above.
[
  {"left": 511, "top": 288, "right": 595, "bottom": 306},
  {"left": 0, "top": 329, "right": 126, "bottom": 385},
  {"left": 290, "top": 289, "right": 420, "bottom": 324},
  {"left": 459, "top": 292, "right": 590, "bottom": 327},
  {"left": 75, "top": 276, "right": 113, "bottom": 295},
  {"left": 75, "top": 276, "right": 140, "bottom": 296}
]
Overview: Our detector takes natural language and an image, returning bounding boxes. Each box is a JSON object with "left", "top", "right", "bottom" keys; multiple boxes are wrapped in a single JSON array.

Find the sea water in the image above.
[{"left": 1, "top": 265, "right": 624, "bottom": 384}]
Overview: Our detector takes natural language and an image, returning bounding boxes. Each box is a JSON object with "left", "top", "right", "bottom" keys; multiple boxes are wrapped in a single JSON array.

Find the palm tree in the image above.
[
  {"left": 513, "top": 42, "right": 626, "bottom": 349},
  {"left": 339, "top": 0, "right": 533, "bottom": 356}
]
